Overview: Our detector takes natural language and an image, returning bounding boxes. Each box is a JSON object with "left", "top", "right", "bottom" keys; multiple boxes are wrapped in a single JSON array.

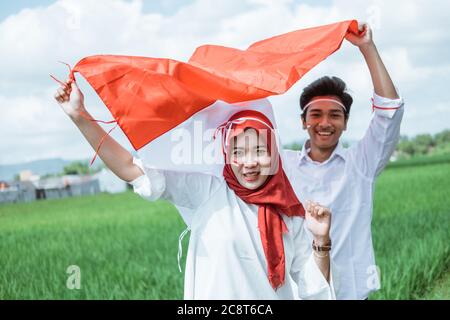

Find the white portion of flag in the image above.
[{"left": 136, "top": 98, "right": 280, "bottom": 177}]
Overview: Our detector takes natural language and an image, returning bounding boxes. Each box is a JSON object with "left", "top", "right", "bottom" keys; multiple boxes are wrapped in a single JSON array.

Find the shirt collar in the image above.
[{"left": 298, "top": 139, "right": 347, "bottom": 165}]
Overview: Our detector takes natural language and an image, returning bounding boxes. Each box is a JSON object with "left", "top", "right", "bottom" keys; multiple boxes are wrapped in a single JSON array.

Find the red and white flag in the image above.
[{"left": 65, "top": 20, "right": 360, "bottom": 174}]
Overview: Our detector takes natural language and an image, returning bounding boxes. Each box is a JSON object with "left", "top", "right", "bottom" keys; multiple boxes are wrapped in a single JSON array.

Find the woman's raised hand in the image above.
[
  {"left": 305, "top": 200, "right": 332, "bottom": 245},
  {"left": 54, "top": 79, "right": 85, "bottom": 118}
]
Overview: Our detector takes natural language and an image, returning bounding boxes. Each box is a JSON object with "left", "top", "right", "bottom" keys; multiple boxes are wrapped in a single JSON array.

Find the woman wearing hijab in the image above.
[{"left": 54, "top": 80, "right": 336, "bottom": 300}]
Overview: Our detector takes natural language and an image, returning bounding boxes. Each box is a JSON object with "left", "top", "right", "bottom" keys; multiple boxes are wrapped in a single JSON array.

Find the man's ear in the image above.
[
  {"left": 301, "top": 116, "right": 307, "bottom": 130},
  {"left": 343, "top": 118, "right": 348, "bottom": 131}
]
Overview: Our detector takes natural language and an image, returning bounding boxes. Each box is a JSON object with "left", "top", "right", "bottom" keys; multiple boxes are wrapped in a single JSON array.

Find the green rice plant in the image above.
[{"left": 0, "top": 161, "right": 448, "bottom": 299}]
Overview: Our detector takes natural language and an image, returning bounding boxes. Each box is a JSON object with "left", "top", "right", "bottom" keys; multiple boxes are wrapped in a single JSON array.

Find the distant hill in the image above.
[
  {"left": 0, "top": 158, "right": 75, "bottom": 181},
  {"left": 0, "top": 151, "right": 136, "bottom": 182}
]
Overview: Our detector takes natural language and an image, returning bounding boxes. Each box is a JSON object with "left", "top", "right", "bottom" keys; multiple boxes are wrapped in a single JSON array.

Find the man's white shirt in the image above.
[{"left": 282, "top": 91, "right": 404, "bottom": 299}]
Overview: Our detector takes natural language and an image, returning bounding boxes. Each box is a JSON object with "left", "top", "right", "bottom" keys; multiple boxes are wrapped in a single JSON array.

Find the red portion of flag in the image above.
[{"left": 71, "top": 20, "right": 360, "bottom": 150}]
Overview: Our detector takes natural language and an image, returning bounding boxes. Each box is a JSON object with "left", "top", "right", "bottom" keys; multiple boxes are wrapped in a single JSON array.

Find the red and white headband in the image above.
[
  {"left": 303, "top": 98, "right": 347, "bottom": 112},
  {"left": 214, "top": 116, "right": 274, "bottom": 155}
]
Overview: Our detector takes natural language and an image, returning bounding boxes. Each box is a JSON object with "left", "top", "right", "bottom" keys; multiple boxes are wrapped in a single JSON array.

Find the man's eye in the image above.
[{"left": 310, "top": 114, "right": 320, "bottom": 118}]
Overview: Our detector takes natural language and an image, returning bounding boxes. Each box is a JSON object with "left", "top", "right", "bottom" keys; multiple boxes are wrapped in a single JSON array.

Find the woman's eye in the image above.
[{"left": 257, "top": 149, "right": 266, "bottom": 155}]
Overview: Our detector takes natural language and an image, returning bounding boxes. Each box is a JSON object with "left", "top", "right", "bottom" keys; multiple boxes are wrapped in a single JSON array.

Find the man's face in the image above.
[{"left": 301, "top": 95, "right": 347, "bottom": 150}]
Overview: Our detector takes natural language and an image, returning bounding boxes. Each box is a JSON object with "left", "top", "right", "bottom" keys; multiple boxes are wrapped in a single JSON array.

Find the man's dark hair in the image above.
[{"left": 299, "top": 76, "right": 353, "bottom": 120}]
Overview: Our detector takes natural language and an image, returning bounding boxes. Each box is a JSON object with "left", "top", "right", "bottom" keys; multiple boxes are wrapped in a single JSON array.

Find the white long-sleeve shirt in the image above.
[
  {"left": 130, "top": 160, "right": 336, "bottom": 300},
  {"left": 282, "top": 91, "right": 404, "bottom": 300}
]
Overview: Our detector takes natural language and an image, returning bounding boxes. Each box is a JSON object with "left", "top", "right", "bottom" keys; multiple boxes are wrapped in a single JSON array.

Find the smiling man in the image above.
[
  {"left": 300, "top": 88, "right": 352, "bottom": 163},
  {"left": 283, "top": 23, "right": 405, "bottom": 300}
]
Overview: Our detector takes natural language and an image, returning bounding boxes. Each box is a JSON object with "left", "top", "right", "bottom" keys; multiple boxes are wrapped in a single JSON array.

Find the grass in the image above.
[
  {"left": 386, "top": 152, "right": 450, "bottom": 169},
  {"left": 0, "top": 193, "right": 185, "bottom": 299},
  {"left": 371, "top": 162, "right": 450, "bottom": 299},
  {"left": 0, "top": 159, "right": 449, "bottom": 299},
  {"left": 422, "top": 269, "right": 450, "bottom": 299}
]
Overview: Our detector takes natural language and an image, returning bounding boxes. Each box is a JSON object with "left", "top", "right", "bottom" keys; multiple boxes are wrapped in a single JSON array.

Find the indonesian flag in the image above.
[{"left": 67, "top": 20, "right": 360, "bottom": 174}]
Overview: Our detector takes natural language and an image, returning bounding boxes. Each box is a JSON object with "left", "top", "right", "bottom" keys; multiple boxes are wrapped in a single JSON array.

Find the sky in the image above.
[{"left": 0, "top": 0, "right": 449, "bottom": 165}]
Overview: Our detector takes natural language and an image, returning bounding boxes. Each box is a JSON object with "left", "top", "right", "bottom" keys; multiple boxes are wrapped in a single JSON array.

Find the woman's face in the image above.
[{"left": 228, "top": 128, "right": 273, "bottom": 190}]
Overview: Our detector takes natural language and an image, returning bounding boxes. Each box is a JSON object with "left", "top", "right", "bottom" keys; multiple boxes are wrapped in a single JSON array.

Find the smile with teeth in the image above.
[
  {"left": 317, "top": 131, "right": 333, "bottom": 136},
  {"left": 243, "top": 171, "right": 260, "bottom": 181}
]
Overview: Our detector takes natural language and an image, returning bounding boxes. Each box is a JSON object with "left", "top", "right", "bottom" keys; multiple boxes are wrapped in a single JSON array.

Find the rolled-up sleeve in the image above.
[
  {"left": 351, "top": 89, "right": 405, "bottom": 179},
  {"left": 372, "top": 90, "right": 404, "bottom": 119},
  {"left": 290, "top": 218, "right": 337, "bottom": 300},
  {"left": 296, "top": 254, "right": 338, "bottom": 300},
  {"left": 129, "top": 157, "right": 222, "bottom": 210},
  {"left": 128, "top": 157, "right": 166, "bottom": 201}
]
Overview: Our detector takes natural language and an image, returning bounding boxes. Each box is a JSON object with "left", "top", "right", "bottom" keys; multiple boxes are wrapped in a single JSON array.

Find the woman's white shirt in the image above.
[{"left": 130, "top": 157, "right": 337, "bottom": 300}]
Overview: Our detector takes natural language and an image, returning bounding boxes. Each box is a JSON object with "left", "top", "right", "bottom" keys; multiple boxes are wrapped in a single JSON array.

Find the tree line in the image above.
[
  {"left": 283, "top": 129, "right": 450, "bottom": 160},
  {"left": 396, "top": 129, "right": 450, "bottom": 159}
]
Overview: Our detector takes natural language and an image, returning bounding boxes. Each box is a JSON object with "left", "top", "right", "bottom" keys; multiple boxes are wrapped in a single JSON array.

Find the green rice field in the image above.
[{"left": 0, "top": 158, "right": 449, "bottom": 299}]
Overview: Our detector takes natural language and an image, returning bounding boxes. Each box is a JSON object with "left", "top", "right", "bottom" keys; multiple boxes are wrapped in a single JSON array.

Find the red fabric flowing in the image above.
[{"left": 67, "top": 20, "right": 360, "bottom": 151}]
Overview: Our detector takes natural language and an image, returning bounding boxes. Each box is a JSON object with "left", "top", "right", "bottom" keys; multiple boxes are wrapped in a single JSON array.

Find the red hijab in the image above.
[{"left": 217, "top": 110, "right": 305, "bottom": 290}]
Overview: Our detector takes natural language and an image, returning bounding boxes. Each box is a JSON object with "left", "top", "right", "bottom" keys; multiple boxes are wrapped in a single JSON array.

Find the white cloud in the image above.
[{"left": 0, "top": 0, "right": 449, "bottom": 165}]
